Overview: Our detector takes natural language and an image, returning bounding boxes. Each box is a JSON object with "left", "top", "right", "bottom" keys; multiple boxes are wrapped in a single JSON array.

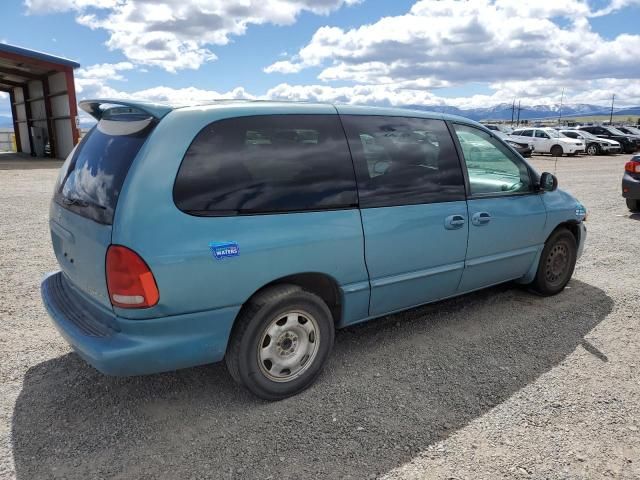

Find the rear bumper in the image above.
[
  {"left": 41, "top": 271, "right": 239, "bottom": 376},
  {"left": 622, "top": 172, "right": 640, "bottom": 199}
]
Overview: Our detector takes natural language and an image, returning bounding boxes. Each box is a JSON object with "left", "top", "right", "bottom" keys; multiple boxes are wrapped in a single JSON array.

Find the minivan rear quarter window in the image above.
[
  {"left": 174, "top": 114, "right": 357, "bottom": 215},
  {"left": 55, "top": 112, "right": 156, "bottom": 224}
]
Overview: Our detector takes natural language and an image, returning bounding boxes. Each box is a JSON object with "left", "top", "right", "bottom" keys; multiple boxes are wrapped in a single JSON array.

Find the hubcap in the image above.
[
  {"left": 258, "top": 311, "right": 320, "bottom": 382},
  {"left": 545, "top": 242, "right": 569, "bottom": 285}
]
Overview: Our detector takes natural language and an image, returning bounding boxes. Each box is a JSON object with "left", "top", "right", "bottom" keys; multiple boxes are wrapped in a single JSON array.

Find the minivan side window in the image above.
[
  {"left": 452, "top": 123, "right": 532, "bottom": 196},
  {"left": 340, "top": 115, "right": 465, "bottom": 207},
  {"left": 174, "top": 115, "right": 357, "bottom": 215}
]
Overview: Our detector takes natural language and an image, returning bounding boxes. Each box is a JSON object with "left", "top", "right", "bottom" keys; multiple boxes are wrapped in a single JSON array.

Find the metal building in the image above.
[{"left": 0, "top": 43, "right": 80, "bottom": 159}]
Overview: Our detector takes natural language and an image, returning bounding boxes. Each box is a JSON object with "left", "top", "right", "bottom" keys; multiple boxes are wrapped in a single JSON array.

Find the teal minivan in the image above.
[{"left": 41, "top": 99, "right": 587, "bottom": 399}]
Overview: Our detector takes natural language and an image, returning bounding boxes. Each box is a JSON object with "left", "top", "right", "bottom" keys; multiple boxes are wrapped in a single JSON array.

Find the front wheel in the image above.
[
  {"left": 627, "top": 198, "right": 640, "bottom": 212},
  {"left": 550, "top": 145, "right": 564, "bottom": 157},
  {"left": 586, "top": 143, "right": 599, "bottom": 156},
  {"left": 529, "top": 228, "right": 577, "bottom": 296},
  {"left": 225, "top": 284, "right": 335, "bottom": 400}
]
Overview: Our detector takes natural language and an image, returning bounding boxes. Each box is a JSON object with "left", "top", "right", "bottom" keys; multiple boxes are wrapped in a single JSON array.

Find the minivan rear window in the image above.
[{"left": 55, "top": 113, "right": 156, "bottom": 224}]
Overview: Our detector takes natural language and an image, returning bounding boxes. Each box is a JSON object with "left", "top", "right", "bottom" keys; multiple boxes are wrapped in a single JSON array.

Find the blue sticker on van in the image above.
[{"left": 209, "top": 242, "right": 240, "bottom": 260}]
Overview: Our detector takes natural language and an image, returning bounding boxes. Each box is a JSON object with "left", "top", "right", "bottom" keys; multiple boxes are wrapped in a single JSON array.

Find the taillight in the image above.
[
  {"left": 106, "top": 245, "right": 159, "bottom": 308},
  {"left": 625, "top": 160, "right": 640, "bottom": 174}
]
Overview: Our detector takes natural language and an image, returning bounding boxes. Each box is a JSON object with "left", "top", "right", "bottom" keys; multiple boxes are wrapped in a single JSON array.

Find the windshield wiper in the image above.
[{"left": 62, "top": 197, "right": 107, "bottom": 210}]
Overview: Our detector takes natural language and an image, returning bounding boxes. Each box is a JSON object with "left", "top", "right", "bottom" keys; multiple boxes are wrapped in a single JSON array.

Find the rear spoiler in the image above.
[{"left": 79, "top": 99, "right": 174, "bottom": 121}]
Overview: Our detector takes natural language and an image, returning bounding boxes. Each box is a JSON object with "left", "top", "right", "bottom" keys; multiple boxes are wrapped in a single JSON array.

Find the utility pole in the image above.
[
  {"left": 609, "top": 94, "right": 615, "bottom": 125},
  {"left": 511, "top": 99, "right": 515, "bottom": 126},
  {"left": 558, "top": 88, "right": 564, "bottom": 125},
  {"left": 516, "top": 100, "right": 521, "bottom": 126}
]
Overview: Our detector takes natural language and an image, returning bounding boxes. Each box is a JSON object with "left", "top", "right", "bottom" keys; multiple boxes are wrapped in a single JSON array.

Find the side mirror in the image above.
[{"left": 539, "top": 172, "right": 558, "bottom": 192}]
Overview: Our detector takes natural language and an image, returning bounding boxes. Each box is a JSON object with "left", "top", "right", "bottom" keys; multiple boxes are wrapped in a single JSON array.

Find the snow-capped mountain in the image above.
[{"left": 405, "top": 103, "right": 640, "bottom": 121}]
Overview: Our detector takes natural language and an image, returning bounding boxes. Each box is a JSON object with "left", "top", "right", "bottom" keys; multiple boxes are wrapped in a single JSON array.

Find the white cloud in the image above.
[
  {"left": 265, "top": 0, "right": 640, "bottom": 88},
  {"left": 74, "top": 62, "right": 136, "bottom": 98},
  {"left": 76, "top": 62, "right": 134, "bottom": 81},
  {"left": 71, "top": 77, "right": 640, "bottom": 116},
  {"left": 591, "top": 0, "right": 640, "bottom": 16},
  {"left": 24, "top": 0, "right": 118, "bottom": 12},
  {"left": 264, "top": 80, "right": 640, "bottom": 109},
  {"left": 26, "top": 0, "right": 360, "bottom": 72}
]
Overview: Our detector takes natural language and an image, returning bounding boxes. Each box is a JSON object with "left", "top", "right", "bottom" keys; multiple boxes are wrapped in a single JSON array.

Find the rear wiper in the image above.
[{"left": 62, "top": 197, "right": 107, "bottom": 210}]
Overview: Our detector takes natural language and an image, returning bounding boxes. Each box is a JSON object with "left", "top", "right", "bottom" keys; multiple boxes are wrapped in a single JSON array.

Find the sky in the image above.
[{"left": 1, "top": 0, "right": 640, "bottom": 121}]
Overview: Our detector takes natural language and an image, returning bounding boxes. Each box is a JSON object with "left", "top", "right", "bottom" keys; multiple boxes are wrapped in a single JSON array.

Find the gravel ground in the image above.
[{"left": 0, "top": 154, "right": 638, "bottom": 479}]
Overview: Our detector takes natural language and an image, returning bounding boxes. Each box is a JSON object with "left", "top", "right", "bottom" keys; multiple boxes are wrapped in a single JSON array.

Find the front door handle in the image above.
[
  {"left": 472, "top": 212, "right": 491, "bottom": 226},
  {"left": 445, "top": 214, "right": 466, "bottom": 230}
]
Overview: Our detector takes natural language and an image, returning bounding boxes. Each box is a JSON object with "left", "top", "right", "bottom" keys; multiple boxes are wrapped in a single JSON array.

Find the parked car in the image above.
[
  {"left": 41, "top": 99, "right": 587, "bottom": 400},
  {"left": 578, "top": 125, "right": 639, "bottom": 153},
  {"left": 482, "top": 124, "right": 514, "bottom": 136},
  {"left": 616, "top": 125, "right": 640, "bottom": 139},
  {"left": 481, "top": 124, "right": 533, "bottom": 157},
  {"left": 623, "top": 154, "right": 640, "bottom": 212},
  {"left": 560, "top": 129, "right": 621, "bottom": 155},
  {"left": 510, "top": 127, "right": 584, "bottom": 156},
  {"left": 504, "top": 138, "right": 534, "bottom": 157}
]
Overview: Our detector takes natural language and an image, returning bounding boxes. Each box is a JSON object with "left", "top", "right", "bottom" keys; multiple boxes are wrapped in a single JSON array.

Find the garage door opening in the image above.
[{"left": 0, "top": 43, "right": 80, "bottom": 159}]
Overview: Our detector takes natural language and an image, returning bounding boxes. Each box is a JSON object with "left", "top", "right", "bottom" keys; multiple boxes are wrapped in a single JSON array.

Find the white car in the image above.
[
  {"left": 510, "top": 127, "right": 585, "bottom": 156},
  {"left": 560, "top": 129, "right": 621, "bottom": 155}
]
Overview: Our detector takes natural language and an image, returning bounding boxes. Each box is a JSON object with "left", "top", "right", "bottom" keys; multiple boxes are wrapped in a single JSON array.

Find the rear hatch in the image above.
[{"left": 50, "top": 102, "right": 164, "bottom": 309}]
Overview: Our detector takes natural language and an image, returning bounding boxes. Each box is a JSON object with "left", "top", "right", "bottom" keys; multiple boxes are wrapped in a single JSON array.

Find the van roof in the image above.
[{"left": 79, "top": 98, "right": 478, "bottom": 125}]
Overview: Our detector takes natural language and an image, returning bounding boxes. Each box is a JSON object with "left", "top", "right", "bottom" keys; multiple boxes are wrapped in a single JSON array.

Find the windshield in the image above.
[
  {"left": 55, "top": 113, "right": 156, "bottom": 224},
  {"left": 623, "top": 126, "right": 640, "bottom": 135},
  {"left": 545, "top": 129, "right": 566, "bottom": 138},
  {"left": 606, "top": 127, "right": 627, "bottom": 135},
  {"left": 571, "top": 130, "right": 597, "bottom": 140}
]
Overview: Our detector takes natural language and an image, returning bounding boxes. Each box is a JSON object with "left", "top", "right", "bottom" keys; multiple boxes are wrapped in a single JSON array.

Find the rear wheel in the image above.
[
  {"left": 550, "top": 145, "right": 563, "bottom": 157},
  {"left": 225, "top": 284, "right": 334, "bottom": 400},
  {"left": 529, "top": 228, "right": 577, "bottom": 296},
  {"left": 627, "top": 198, "right": 640, "bottom": 212}
]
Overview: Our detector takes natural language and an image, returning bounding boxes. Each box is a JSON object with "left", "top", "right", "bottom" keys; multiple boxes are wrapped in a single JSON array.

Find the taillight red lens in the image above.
[
  {"left": 106, "top": 245, "right": 159, "bottom": 308},
  {"left": 625, "top": 160, "right": 640, "bottom": 173}
]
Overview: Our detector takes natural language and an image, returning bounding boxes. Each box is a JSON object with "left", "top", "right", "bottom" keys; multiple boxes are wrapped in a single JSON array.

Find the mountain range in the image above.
[{"left": 405, "top": 103, "right": 640, "bottom": 122}]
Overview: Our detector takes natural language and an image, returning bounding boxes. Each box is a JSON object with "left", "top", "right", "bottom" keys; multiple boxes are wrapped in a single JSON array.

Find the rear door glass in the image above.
[
  {"left": 341, "top": 115, "right": 465, "bottom": 207},
  {"left": 55, "top": 113, "right": 156, "bottom": 224}
]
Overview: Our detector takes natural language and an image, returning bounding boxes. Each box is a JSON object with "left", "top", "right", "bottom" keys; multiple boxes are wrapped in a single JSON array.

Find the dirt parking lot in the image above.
[{"left": 0, "top": 154, "right": 639, "bottom": 479}]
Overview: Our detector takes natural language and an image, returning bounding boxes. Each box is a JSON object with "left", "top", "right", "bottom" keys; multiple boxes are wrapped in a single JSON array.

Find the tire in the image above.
[
  {"left": 586, "top": 143, "right": 599, "bottom": 155},
  {"left": 529, "top": 228, "right": 577, "bottom": 296},
  {"left": 225, "top": 284, "right": 335, "bottom": 400},
  {"left": 627, "top": 198, "right": 640, "bottom": 212},
  {"left": 550, "top": 145, "right": 563, "bottom": 157}
]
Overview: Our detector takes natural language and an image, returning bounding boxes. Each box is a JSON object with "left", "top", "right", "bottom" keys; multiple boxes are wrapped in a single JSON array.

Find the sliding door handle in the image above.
[{"left": 471, "top": 212, "right": 491, "bottom": 226}]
